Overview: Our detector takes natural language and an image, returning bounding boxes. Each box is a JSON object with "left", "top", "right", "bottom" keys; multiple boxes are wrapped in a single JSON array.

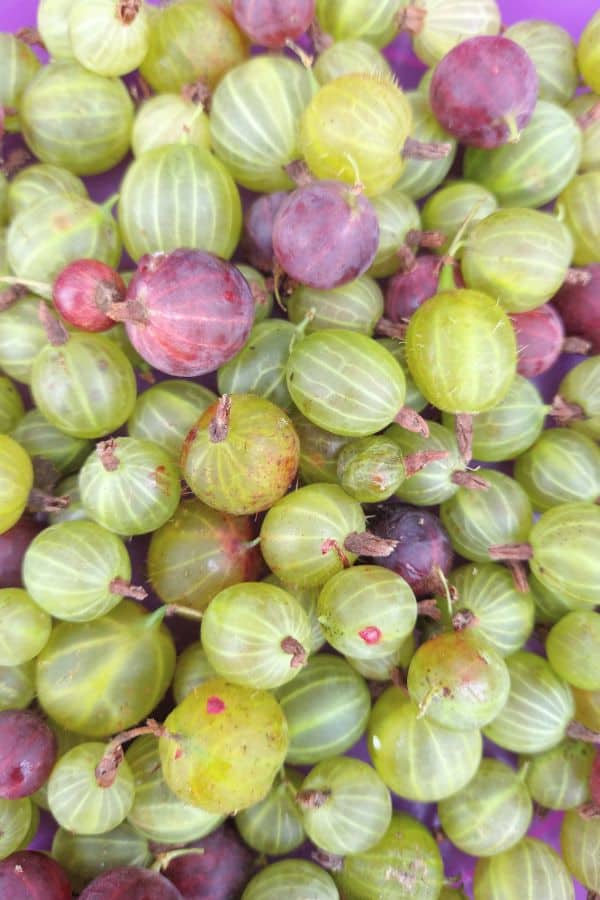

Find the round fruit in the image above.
[
  {"left": 560, "top": 807, "right": 600, "bottom": 892},
  {"left": 524, "top": 739, "right": 594, "bottom": 811},
  {"left": 235, "top": 768, "right": 305, "bottom": 857},
  {"left": 68, "top": 0, "right": 150, "bottom": 77},
  {"left": 127, "top": 379, "right": 217, "bottom": 461},
  {"left": 131, "top": 93, "right": 211, "bottom": 157},
  {"left": 0, "top": 435, "right": 33, "bottom": 536},
  {"left": 0, "top": 588, "right": 52, "bottom": 666},
  {"left": 473, "top": 837, "right": 574, "bottom": 900},
  {"left": 242, "top": 859, "right": 338, "bottom": 900}
]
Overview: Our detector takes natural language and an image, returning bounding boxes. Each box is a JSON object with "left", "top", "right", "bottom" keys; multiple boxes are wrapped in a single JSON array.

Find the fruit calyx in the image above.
[
  {"left": 118, "top": 0, "right": 143, "bottom": 25},
  {"left": 396, "top": 3, "right": 427, "bottom": 35},
  {"left": 393, "top": 406, "right": 430, "bottom": 437},
  {"left": 403, "top": 449, "right": 451, "bottom": 477},
  {"left": 109, "top": 577, "right": 148, "bottom": 601},
  {"left": 450, "top": 469, "right": 490, "bottom": 490},
  {"left": 97, "top": 438, "right": 120, "bottom": 471},
  {"left": 296, "top": 788, "right": 331, "bottom": 809},
  {"left": 344, "top": 531, "right": 398, "bottom": 557},
  {"left": 15, "top": 26, "right": 45, "bottom": 48},
  {"left": 209, "top": 394, "right": 232, "bottom": 443},
  {"left": 567, "top": 721, "right": 600, "bottom": 746},
  {"left": 375, "top": 317, "right": 408, "bottom": 340},
  {"left": 402, "top": 137, "right": 453, "bottom": 160},
  {"left": 280, "top": 636, "right": 308, "bottom": 668},
  {"left": 181, "top": 77, "right": 212, "bottom": 110},
  {"left": 551, "top": 394, "right": 586, "bottom": 425}
]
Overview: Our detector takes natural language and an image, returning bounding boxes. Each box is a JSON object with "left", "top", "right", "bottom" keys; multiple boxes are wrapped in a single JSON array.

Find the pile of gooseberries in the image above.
[{"left": 0, "top": 0, "right": 599, "bottom": 897}]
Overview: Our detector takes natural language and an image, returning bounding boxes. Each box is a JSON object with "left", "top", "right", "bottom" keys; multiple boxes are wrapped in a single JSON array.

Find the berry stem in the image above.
[
  {"left": 417, "top": 598, "right": 442, "bottom": 621},
  {"left": 452, "top": 608, "right": 479, "bottom": 631},
  {"left": 375, "top": 317, "right": 408, "bottom": 340},
  {"left": 567, "top": 722, "right": 600, "bottom": 745},
  {"left": 95, "top": 718, "right": 172, "bottom": 788},
  {"left": 296, "top": 788, "right": 331, "bottom": 809},
  {"left": 284, "top": 38, "right": 314, "bottom": 68},
  {"left": 562, "top": 336, "right": 592, "bottom": 355},
  {"left": 109, "top": 578, "right": 148, "bottom": 601},
  {"left": 39, "top": 301, "right": 69, "bottom": 344},
  {"left": 454, "top": 413, "right": 474, "bottom": 463},
  {"left": 15, "top": 26, "right": 45, "bottom": 48},
  {"left": 396, "top": 4, "right": 427, "bottom": 35},
  {"left": 402, "top": 137, "right": 453, "bottom": 160},
  {"left": 280, "top": 636, "right": 308, "bottom": 669},
  {"left": 403, "top": 449, "right": 450, "bottom": 478},
  {"left": 406, "top": 229, "right": 446, "bottom": 249},
  {"left": 106, "top": 298, "right": 148, "bottom": 324},
  {"left": 505, "top": 559, "right": 530, "bottom": 593},
  {"left": 344, "top": 531, "right": 398, "bottom": 557},
  {"left": 96, "top": 438, "right": 120, "bottom": 471},
  {"left": 151, "top": 848, "right": 205, "bottom": 873},
  {"left": 27, "top": 489, "right": 70, "bottom": 514},
  {"left": 450, "top": 470, "right": 489, "bottom": 490},
  {"left": 488, "top": 543, "right": 534, "bottom": 561},
  {"left": 164, "top": 603, "right": 204, "bottom": 621},
  {"left": 393, "top": 406, "right": 430, "bottom": 438},
  {"left": 0, "top": 284, "right": 27, "bottom": 310},
  {"left": 209, "top": 394, "right": 232, "bottom": 443},
  {"left": 309, "top": 20, "right": 334, "bottom": 53},
  {"left": 551, "top": 394, "right": 585, "bottom": 425},
  {"left": 118, "top": 0, "right": 142, "bottom": 25},
  {"left": 181, "top": 77, "right": 212, "bottom": 110}
]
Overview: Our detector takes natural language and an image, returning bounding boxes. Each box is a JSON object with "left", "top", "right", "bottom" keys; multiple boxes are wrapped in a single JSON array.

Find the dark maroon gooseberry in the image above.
[
  {"left": 369, "top": 503, "right": 454, "bottom": 597},
  {"left": 0, "top": 516, "right": 42, "bottom": 588},
  {"left": 510, "top": 304, "right": 565, "bottom": 378},
  {"left": 0, "top": 709, "right": 57, "bottom": 799},
  {"left": 232, "top": 0, "right": 315, "bottom": 48},
  {"left": 109, "top": 249, "right": 255, "bottom": 377},
  {"left": 591, "top": 750, "right": 600, "bottom": 807},
  {"left": 161, "top": 823, "right": 256, "bottom": 899},
  {"left": 272, "top": 180, "right": 379, "bottom": 290},
  {"left": 53, "top": 259, "right": 126, "bottom": 332},
  {"left": 384, "top": 255, "right": 462, "bottom": 324},
  {"left": 553, "top": 264, "right": 600, "bottom": 355},
  {"left": 79, "top": 866, "right": 183, "bottom": 899},
  {"left": 241, "top": 191, "right": 288, "bottom": 272},
  {"left": 429, "top": 35, "right": 538, "bottom": 148},
  {"left": 0, "top": 851, "right": 72, "bottom": 900}
]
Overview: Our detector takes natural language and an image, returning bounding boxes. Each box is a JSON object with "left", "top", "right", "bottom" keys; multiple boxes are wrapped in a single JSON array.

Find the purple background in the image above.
[{"left": 1, "top": 1, "right": 595, "bottom": 896}]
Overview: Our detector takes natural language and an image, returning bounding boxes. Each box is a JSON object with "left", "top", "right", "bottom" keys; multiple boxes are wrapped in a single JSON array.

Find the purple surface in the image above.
[{"left": 1, "top": 1, "right": 595, "bottom": 897}]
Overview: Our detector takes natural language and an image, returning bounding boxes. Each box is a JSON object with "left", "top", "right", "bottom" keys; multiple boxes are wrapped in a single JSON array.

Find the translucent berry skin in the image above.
[
  {"left": 6, "top": 164, "right": 86, "bottom": 220},
  {"left": 124, "top": 249, "right": 255, "bottom": 377},
  {"left": 131, "top": 94, "right": 211, "bottom": 158},
  {"left": 370, "top": 504, "right": 454, "bottom": 597},
  {"left": 560, "top": 807, "right": 600, "bottom": 893},
  {"left": 315, "top": 0, "right": 399, "bottom": 49},
  {"left": 405, "top": 289, "right": 517, "bottom": 414},
  {"left": 287, "top": 276, "right": 384, "bottom": 336},
  {"left": 557, "top": 357, "right": 600, "bottom": 441},
  {"left": 236, "top": 767, "right": 305, "bottom": 856},
  {"left": 0, "top": 710, "right": 57, "bottom": 799},
  {"left": 0, "top": 588, "right": 52, "bottom": 666},
  {"left": 421, "top": 181, "right": 498, "bottom": 258},
  {"left": 546, "top": 610, "right": 600, "bottom": 691},
  {"left": 0, "top": 434, "right": 33, "bottom": 536},
  {"left": 0, "top": 851, "right": 72, "bottom": 900},
  {"left": 510, "top": 304, "right": 565, "bottom": 378},
  {"left": 553, "top": 263, "right": 600, "bottom": 354},
  {"left": 286, "top": 330, "right": 406, "bottom": 437},
  {"left": 578, "top": 9, "right": 600, "bottom": 94},
  {"left": 514, "top": 429, "right": 600, "bottom": 511},
  {"left": 242, "top": 859, "right": 338, "bottom": 900},
  {"left": 53, "top": 259, "right": 125, "bottom": 333},
  {"left": 241, "top": 192, "right": 288, "bottom": 272},
  {"left": 368, "top": 689, "right": 482, "bottom": 802},
  {"left": 79, "top": 866, "right": 182, "bottom": 900},
  {"left": 483, "top": 651, "right": 575, "bottom": 754},
  {"left": 299, "top": 73, "right": 413, "bottom": 197},
  {"left": 336, "top": 436, "right": 405, "bottom": 503},
  {"left": 556, "top": 172, "right": 600, "bottom": 266},
  {"left": 438, "top": 758, "right": 533, "bottom": 857},
  {"left": 148, "top": 499, "right": 261, "bottom": 613},
  {"left": 273, "top": 181, "right": 379, "bottom": 290},
  {"left": 232, "top": 0, "right": 315, "bottom": 47},
  {"left": 127, "top": 380, "right": 217, "bottom": 462},
  {"left": 503, "top": 19, "right": 578, "bottom": 106},
  {"left": 162, "top": 823, "right": 256, "bottom": 900},
  {"left": 524, "top": 739, "right": 595, "bottom": 811},
  {"left": 159, "top": 678, "right": 289, "bottom": 814},
  {"left": 50, "top": 824, "right": 151, "bottom": 895},
  {"left": 407, "top": 631, "right": 510, "bottom": 731},
  {"left": 473, "top": 837, "right": 574, "bottom": 900},
  {"left": 429, "top": 35, "right": 538, "bottom": 149},
  {"left": 218, "top": 320, "right": 296, "bottom": 413},
  {"left": 181, "top": 395, "right": 300, "bottom": 517}
]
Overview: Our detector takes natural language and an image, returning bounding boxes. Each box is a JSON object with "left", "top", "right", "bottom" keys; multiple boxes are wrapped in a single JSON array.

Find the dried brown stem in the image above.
[
  {"left": 296, "top": 789, "right": 331, "bottom": 809},
  {"left": 95, "top": 719, "right": 171, "bottom": 788},
  {"left": 577, "top": 100, "right": 600, "bottom": 130},
  {"left": 209, "top": 394, "right": 231, "bottom": 443},
  {"left": 28, "top": 489, "right": 70, "bottom": 514},
  {"left": 283, "top": 159, "right": 314, "bottom": 187},
  {"left": 567, "top": 722, "right": 600, "bottom": 745},
  {"left": 311, "top": 849, "right": 343, "bottom": 872},
  {"left": 15, "top": 26, "right": 45, "bottom": 48},
  {"left": 320, "top": 538, "right": 350, "bottom": 568},
  {"left": 109, "top": 578, "right": 148, "bottom": 601},
  {"left": 106, "top": 299, "right": 147, "bottom": 324},
  {"left": 488, "top": 543, "right": 534, "bottom": 561},
  {"left": 118, "top": 0, "right": 142, "bottom": 25},
  {"left": 96, "top": 438, "right": 120, "bottom": 472},
  {"left": 38, "top": 301, "right": 68, "bottom": 346},
  {"left": 402, "top": 137, "right": 453, "bottom": 160},
  {"left": 505, "top": 559, "right": 530, "bottom": 594},
  {"left": 450, "top": 470, "right": 489, "bottom": 490},
  {"left": 406, "top": 229, "right": 446, "bottom": 249},
  {"left": 551, "top": 394, "right": 585, "bottom": 425},
  {"left": 0, "top": 285, "right": 27, "bottom": 311},
  {"left": 396, "top": 243, "right": 417, "bottom": 272},
  {"left": 562, "top": 336, "right": 592, "bottom": 355},
  {"left": 403, "top": 450, "right": 450, "bottom": 478},
  {"left": 564, "top": 267, "right": 593, "bottom": 287},
  {"left": 417, "top": 598, "right": 442, "bottom": 621},
  {"left": 94, "top": 279, "right": 125, "bottom": 313},
  {"left": 280, "top": 636, "right": 308, "bottom": 669},
  {"left": 394, "top": 406, "right": 430, "bottom": 437},
  {"left": 344, "top": 531, "right": 398, "bottom": 558},
  {"left": 454, "top": 413, "right": 474, "bottom": 463},
  {"left": 452, "top": 608, "right": 479, "bottom": 631},
  {"left": 181, "top": 77, "right": 212, "bottom": 110},
  {"left": 375, "top": 317, "right": 408, "bottom": 340},
  {"left": 396, "top": 4, "right": 427, "bottom": 35}
]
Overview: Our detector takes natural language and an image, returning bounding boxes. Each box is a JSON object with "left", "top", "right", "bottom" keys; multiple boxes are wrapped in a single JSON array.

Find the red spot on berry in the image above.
[
  {"left": 207, "top": 696, "right": 226, "bottom": 715},
  {"left": 359, "top": 626, "right": 382, "bottom": 645}
]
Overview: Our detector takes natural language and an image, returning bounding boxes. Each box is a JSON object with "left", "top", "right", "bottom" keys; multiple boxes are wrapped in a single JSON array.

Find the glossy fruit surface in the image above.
[
  {"left": 118, "top": 145, "right": 241, "bottom": 263},
  {"left": 217, "top": 320, "right": 296, "bottom": 412},
  {"left": 578, "top": 8, "right": 600, "bottom": 93},
  {"left": 420, "top": 180, "right": 497, "bottom": 257},
  {"left": 0, "top": 376, "right": 24, "bottom": 434},
  {"left": 0, "top": 588, "right": 51, "bottom": 665},
  {"left": 0, "top": 851, "right": 71, "bottom": 900},
  {"left": 242, "top": 859, "right": 338, "bottom": 900},
  {"left": 50, "top": 823, "right": 151, "bottom": 894},
  {"left": 429, "top": 35, "right": 537, "bottom": 148},
  {"left": 335, "top": 435, "right": 405, "bottom": 502},
  {"left": 529, "top": 502, "right": 600, "bottom": 607},
  {"left": 554, "top": 263, "right": 600, "bottom": 353},
  {"left": 560, "top": 808, "right": 600, "bottom": 892},
  {"left": 181, "top": 394, "right": 299, "bottom": 516},
  {"left": 6, "top": 163, "right": 86, "bottom": 219},
  {"left": 394, "top": 90, "right": 457, "bottom": 201},
  {"left": 201, "top": 581, "right": 311, "bottom": 689},
  {"left": 314, "top": 38, "right": 392, "bottom": 85},
  {"left": 79, "top": 866, "right": 182, "bottom": 899},
  {"left": 172, "top": 641, "right": 217, "bottom": 705},
  {"left": 12, "top": 409, "right": 92, "bottom": 476},
  {"left": 556, "top": 171, "right": 600, "bottom": 265},
  {"left": 438, "top": 758, "right": 532, "bottom": 856},
  {"left": 368, "top": 686, "right": 482, "bottom": 802},
  {"left": 503, "top": 19, "right": 578, "bottom": 105},
  {"left": 0, "top": 709, "right": 57, "bottom": 799},
  {"left": 131, "top": 93, "right": 211, "bottom": 157},
  {"left": 514, "top": 428, "right": 600, "bottom": 510},
  {"left": 162, "top": 823, "right": 256, "bottom": 900},
  {"left": 69, "top": 0, "right": 150, "bottom": 77},
  {"left": 236, "top": 767, "right": 305, "bottom": 856},
  {"left": 52, "top": 259, "right": 125, "bottom": 333},
  {"left": 473, "top": 837, "right": 574, "bottom": 900},
  {"left": 0, "top": 33, "right": 40, "bottom": 132},
  {"left": 287, "top": 276, "right": 384, "bottom": 335},
  {"left": 21, "top": 62, "right": 134, "bottom": 175},
  {"left": 405, "top": 289, "right": 517, "bottom": 413},
  {"left": 299, "top": 73, "right": 413, "bottom": 196},
  {"left": 0, "top": 435, "right": 33, "bottom": 536},
  {"left": 546, "top": 610, "right": 600, "bottom": 690},
  {"left": 524, "top": 739, "right": 594, "bottom": 810},
  {"left": 159, "top": 678, "right": 289, "bottom": 814},
  {"left": 147, "top": 498, "right": 261, "bottom": 612},
  {"left": 400, "top": 0, "right": 502, "bottom": 67}
]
